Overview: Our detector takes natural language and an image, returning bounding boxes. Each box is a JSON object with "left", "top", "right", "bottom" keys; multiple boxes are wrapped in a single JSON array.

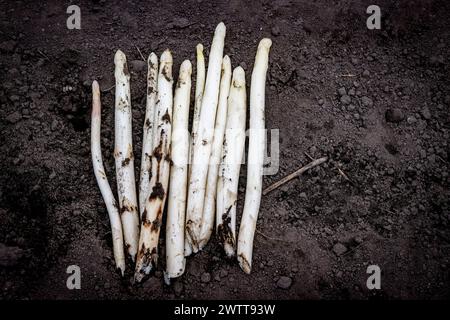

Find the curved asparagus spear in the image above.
[
  {"left": 186, "top": 22, "right": 226, "bottom": 253},
  {"left": 237, "top": 39, "right": 272, "bottom": 273},
  {"left": 199, "top": 55, "right": 232, "bottom": 249},
  {"left": 139, "top": 53, "right": 158, "bottom": 219},
  {"left": 216, "top": 66, "right": 246, "bottom": 257},
  {"left": 135, "top": 50, "right": 173, "bottom": 282},
  {"left": 114, "top": 50, "right": 139, "bottom": 261},
  {"left": 166, "top": 60, "right": 192, "bottom": 279},
  {"left": 91, "top": 80, "right": 126, "bottom": 276}
]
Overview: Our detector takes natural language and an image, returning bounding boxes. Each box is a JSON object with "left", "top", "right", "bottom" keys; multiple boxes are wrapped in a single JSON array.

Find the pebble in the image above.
[
  {"left": 332, "top": 243, "right": 347, "bottom": 256},
  {"left": 271, "top": 25, "right": 281, "bottom": 36},
  {"left": 361, "top": 96, "right": 373, "bottom": 107},
  {"left": 421, "top": 107, "right": 431, "bottom": 120},
  {"left": 173, "top": 281, "right": 183, "bottom": 296},
  {"left": 201, "top": 272, "right": 211, "bottom": 283},
  {"left": 0, "top": 243, "right": 23, "bottom": 267},
  {"left": 51, "top": 119, "right": 58, "bottom": 131},
  {"left": 385, "top": 108, "right": 405, "bottom": 123},
  {"left": 362, "top": 70, "right": 370, "bottom": 77},
  {"left": 407, "top": 116, "right": 417, "bottom": 124},
  {"left": 338, "top": 87, "right": 347, "bottom": 96},
  {"left": 340, "top": 95, "right": 351, "bottom": 105},
  {"left": 130, "top": 60, "right": 146, "bottom": 72},
  {"left": 276, "top": 276, "right": 292, "bottom": 289},
  {"left": 219, "top": 269, "right": 228, "bottom": 278},
  {"left": 0, "top": 40, "right": 17, "bottom": 52},
  {"left": 6, "top": 111, "right": 22, "bottom": 124}
]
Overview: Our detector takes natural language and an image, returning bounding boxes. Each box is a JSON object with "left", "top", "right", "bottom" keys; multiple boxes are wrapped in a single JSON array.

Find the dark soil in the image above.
[{"left": 1, "top": 0, "right": 449, "bottom": 299}]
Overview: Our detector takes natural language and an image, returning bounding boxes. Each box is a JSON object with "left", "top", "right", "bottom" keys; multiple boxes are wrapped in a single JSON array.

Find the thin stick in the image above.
[
  {"left": 262, "top": 157, "right": 328, "bottom": 195},
  {"left": 135, "top": 45, "right": 146, "bottom": 61}
]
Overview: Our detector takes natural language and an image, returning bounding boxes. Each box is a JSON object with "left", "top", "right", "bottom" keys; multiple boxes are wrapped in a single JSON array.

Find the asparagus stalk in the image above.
[
  {"left": 166, "top": 60, "right": 192, "bottom": 279},
  {"left": 216, "top": 66, "right": 246, "bottom": 257},
  {"left": 114, "top": 50, "right": 139, "bottom": 261},
  {"left": 91, "top": 80, "right": 126, "bottom": 275},
  {"left": 237, "top": 39, "right": 272, "bottom": 273},
  {"left": 189, "top": 43, "right": 206, "bottom": 176},
  {"left": 199, "top": 55, "right": 232, "bottom": 249},
  {"left": 139, "top": 53, "right": 158, "bottom": 219},
  {"left": 135, "top": 50, "right": 173, "bottom": 282},
  {"left": 186, "top": 22, "right": 226, "bottom": 253},
  {"left": 185, "top": 44, "right": 205, "bottom": 257}
]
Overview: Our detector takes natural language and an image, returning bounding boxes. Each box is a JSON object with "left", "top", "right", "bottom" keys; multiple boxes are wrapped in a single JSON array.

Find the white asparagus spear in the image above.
[
  {"left": 135, "top": 50, "right": 173, "bottom": 282},
  {"left": 189, "top": 43, "right": 206, "bottom": 176},
  {"left": 237, "top": 38, "right": 272, "bottom": 274},
  {"left": 186, "top": 22, "right": 226, "bottom": 253},
  {"left": 114, "top": 50, "right": 139, "bottom": 261},
  {"left": 216, "top": 66, "right": 246, "bottom": 257},
  {"left": 166, "top": 60, "right": 192, "bottom": 279},
  {"left": 91, "top": 81, "right": 126, "bottom": 276},
  {"left": 139, "top": 53, "right": 158, "bottom": 219},
  {"left": 198, "top": 55, "right": 232, "bottom": 249},
  {"left": 185, "top": 44, "right": 205, "bottom": 257}
]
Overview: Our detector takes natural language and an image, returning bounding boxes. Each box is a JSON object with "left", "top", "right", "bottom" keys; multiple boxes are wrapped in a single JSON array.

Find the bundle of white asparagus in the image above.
[{"left": 90, "top": 22, "right": 271, "bottom": 282}]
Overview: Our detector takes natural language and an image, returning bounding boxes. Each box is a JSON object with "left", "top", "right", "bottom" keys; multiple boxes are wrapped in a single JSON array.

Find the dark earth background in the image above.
[{"left": 0, "top": 0, "right": 449, "bottom": 299}]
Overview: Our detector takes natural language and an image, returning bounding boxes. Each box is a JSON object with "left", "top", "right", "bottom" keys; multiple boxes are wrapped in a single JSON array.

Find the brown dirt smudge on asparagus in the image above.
[{"left": 149, "top": 182, "right": 165, "bottom": 200}]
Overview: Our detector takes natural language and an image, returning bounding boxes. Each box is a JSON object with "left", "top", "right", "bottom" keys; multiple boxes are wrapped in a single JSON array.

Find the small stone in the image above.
[
  {"left": 340, "top": 95, "right": 351, "bottom": 105},
  {"left": 49, "top": 171, "right": 56, "bottom": 179},
  {"left": 385, "top": 108, "right": 404, "bottom": 123},
  {"left": 338, "top": 87, "right": 347, "bottom": 96},
  {"left": 201, "top": 272, "right": 211, "bottom": 283},
  {"left": 318, "top": 98, "right": 324, "bottom": 105},
  {"left": 407, "top": 116, "right": 417, "bottom": 124},
  {"left": 351, "top": 57, "right": 359, "bottom": 65},
  {"left": 271, "top": 26, "right": 281, "bottom": 36},
  {"left": 0, "top": 243, "right": 24, "bottom": 267},
  {"left": 51, "top": 119, "right": 58, "bottom": 131},
  {"left": 421, "top": 107, "right": 431, "bottom": 120},
  {"left": 0, "top": 40, "right": 17, "bottom": 52},
  {"left": 362, "top": 70, "right": 370, "bottom": 77},
  {"left": 172, "top": 17, "right": 190, "bottom": 29},
  {"left": 6, "top": 111, "right": 21, "bottom": 124},
  {"left": 173, "top": 281, "right": 183, "bottom": 296},
  {"left": 361, "top": 96, "right": 373, "bottom": 107},
  {"left": 276, "top": 276, "right": 292, "bottom": 289},
  {"left": 332, "top": 243, "right": 347, "bottom": 256},
  {"left": 130, "top": 60, "right": 146, "bottom": 72},
  {"left": 219, "top": 269, "right": 228, "bottom": 278}
]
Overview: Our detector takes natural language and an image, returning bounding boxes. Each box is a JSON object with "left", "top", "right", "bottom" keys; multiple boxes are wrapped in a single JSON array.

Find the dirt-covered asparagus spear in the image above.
[
  {"left": 114, "top": 50, "right": 139, "bottom": 261},
  {"left": 91, "top": 80, "right": 126, "bottom": 275},
  {"left": 216, "top": 66, "right": 246, "bottom": 257},
  {"left": 166, "top": 60, "right": 192, "bottom": 279},
  {"left": 199, "top": 55, "right": 232, "bottom": 249},
  {"left": 139, "top": 53, "right": 158, "bottom": 219},
  {"left": 186, "top": 22, "right": 226, "bottom": 253},
  {"left": 135, "top": 50, "right": 173, "bottom": 282},
  {"left": 237, "top": 39, "right": 272, "bottom": 273}
]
